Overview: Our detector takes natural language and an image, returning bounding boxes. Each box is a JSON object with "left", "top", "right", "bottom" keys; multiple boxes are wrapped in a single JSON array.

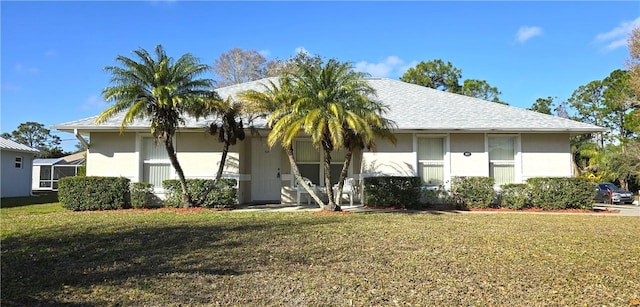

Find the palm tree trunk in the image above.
[
  {"left": 323, "top": 146, "right": 339, "bottom": 211},
  {"left": 285, "top": 145, "right": 325, "bottom": 209},
  {"left": 335, "top": 150, "right": 353, "bottom": 206},
  {"left": 216, "top": 142, "right": 229, "bottom": 180},
  {"left": 164, "top": 137, "right": 194, "bottom": 208}
]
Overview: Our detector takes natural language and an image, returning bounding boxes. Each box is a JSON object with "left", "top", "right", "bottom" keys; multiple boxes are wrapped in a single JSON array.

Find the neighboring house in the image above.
[
  {"left": 53, "top": 78, "right": 606, "bottom": 204},
  {"left": 0, "top": 137, "right": 40, "bottom": 198},
  {"left": 32, "top": 151, "right": 85, "bottom": 191}
]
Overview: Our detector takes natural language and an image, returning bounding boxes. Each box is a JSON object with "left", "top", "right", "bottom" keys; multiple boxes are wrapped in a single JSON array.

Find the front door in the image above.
[{"left": 251, "top": 138, "right": 282, "bottom": 203}]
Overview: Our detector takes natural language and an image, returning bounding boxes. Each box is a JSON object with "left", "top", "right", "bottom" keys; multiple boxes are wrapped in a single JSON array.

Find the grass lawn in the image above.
[{"left": 1, "top": 202, "right": 639, "bottom": 306}]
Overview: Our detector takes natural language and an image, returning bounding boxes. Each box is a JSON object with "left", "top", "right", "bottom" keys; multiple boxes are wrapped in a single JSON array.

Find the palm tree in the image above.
[
  {"left": 96, "top": 45, "right": 214, "bottom": 208},
  {"left": 240, "top": 78, "right": 325, "bottom": 208},
  {"left": 333, "top": 99, "right": 396, "bottom": 206},
  {"left": 207, "top": 97, "right": 246, "bottom": 180},
  {"left": 288, "top": 58, "right": 385, "bottom": 211}
]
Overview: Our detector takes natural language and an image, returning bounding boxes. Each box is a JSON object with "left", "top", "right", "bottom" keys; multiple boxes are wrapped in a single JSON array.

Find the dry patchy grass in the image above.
[{"left": 1, "top": 208, "right": 639, "bottom": 306}]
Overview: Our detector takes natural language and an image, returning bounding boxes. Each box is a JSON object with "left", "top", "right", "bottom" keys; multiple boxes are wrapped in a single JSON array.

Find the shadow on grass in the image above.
[
  {"left": 1, "top": 192, "right": 59, "bottom": 208},
  {"left": 0, "top": 215, "right": 339, "bottom": 306}
]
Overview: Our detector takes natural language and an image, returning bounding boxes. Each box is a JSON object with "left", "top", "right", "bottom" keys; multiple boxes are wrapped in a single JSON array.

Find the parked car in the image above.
[{"left": 594, "top": 182, "right": 634, "bottom": 204}]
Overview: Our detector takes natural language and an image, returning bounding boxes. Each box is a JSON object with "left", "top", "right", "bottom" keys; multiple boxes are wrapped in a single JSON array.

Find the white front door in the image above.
[{"left": 251, "top": 138, "right": 282, "bottom": 203}]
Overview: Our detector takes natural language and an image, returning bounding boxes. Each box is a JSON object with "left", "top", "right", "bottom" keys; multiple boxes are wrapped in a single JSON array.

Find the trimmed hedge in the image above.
[
  {"left": 58, "top": 176, "right": 130, "bottom": 211},
  {"left": 163, "top": 179, "right": 238, "bottom": 208},
  {"left": 363, "top": 176, "right": 421, "bottom": 208},
  {"left": 130, "top": 182, "right": 155, "bottom": 209},
  {"left": 420, "top": 187, "right": 453, "bottom": 209},
  {"left": 451, "top": 177, "right": 496, "bottom": 209},
  {"left": 526, "top": 177, "right": 595, "bottom": 210},
  {"left": 499, "top": 183, "right": 530, "bottom": 210}
]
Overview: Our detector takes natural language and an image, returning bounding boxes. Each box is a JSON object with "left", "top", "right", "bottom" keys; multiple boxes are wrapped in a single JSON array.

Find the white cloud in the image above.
[
  {"left": 15, "top": 63, "right": 39, "bottom": 74},
  {"left": 80, "top": 95, "right": 108, "bottom": 111},
  {"left": 515, "top": 26, "right": 543, "bottom": 43},
  {"left": 258, "top": 49, "right": 271, "bottom": 58},
  {"left": 594, "top": 16, "right": 640, "bottom": 51},
  {"left": 355, "top": 56, "right": 413, "bottom": 78},
  {"left": 294, "top": 46, "right": 309, "bottom": 55}
]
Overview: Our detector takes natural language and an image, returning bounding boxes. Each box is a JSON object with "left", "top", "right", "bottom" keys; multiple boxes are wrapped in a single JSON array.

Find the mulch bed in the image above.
[
  {"left": 363, "top": 206, "right": 620, "bottom": 214},
  {"left": 468, "top": 207, "right": 620, "bottom": 214}
]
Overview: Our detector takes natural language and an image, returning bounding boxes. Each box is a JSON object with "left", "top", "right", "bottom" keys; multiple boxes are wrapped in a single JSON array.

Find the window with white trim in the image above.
[
  {"left": 142, "top": 137, "right": 172, "bottom": 188},
  {"left": 417, "top": 137, "right": 445, "bottom": 186},
  {"left": 488, "top": 136, "right": 515, "bottom": 185},
  {"left": 295, "top": 140, "right": 348, "bottom": 186},
  {"left": 15, "top": 156, "right": 23, "bottom": 168}
]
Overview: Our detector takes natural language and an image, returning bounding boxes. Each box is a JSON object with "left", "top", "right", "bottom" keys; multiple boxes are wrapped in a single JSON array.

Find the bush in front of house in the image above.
[
  {"left": 419, "top": 186, "right": 454, "bottom": 210},
  {"left": 526, "top": 177, "right": 595, "bottom": 210},
  {"left": 451, "top": 176, "right": 496, "bottom": 209},
  {"left": 363, "top": 176, "right": 421, "bottom": 208},
  {"left": 499, "top": 183, "right": 531, "bottom": 210},
  {"left": 162, "top": 179, "right": 238, "bottom": 208},
  {"left": 58, "top": 176, "right": 130, "bottom": 211},
  {"left": 130, "top": 182, "right": 155, "bottom": 209}
]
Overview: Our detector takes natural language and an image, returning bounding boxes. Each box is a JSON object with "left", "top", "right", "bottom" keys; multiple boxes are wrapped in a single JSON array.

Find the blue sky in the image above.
[{"left": 1, "top": 1, "right": 638, "bottom": 151}]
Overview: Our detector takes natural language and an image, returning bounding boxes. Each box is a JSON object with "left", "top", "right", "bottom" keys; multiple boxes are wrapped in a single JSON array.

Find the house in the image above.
[
  {"left": 52, "top": 78, "right": 606, "bottom": 204},
  {"left": 32, "top": 151, "right": 85, "bottom": 191},
  {"left": 0, "top": 137, "right": 40, "bottom": 198}
]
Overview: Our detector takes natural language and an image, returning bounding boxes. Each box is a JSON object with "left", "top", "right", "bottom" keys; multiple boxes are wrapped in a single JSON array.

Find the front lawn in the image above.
[{"left": 1, "top": 206, "right": 639, "bottom": 305}]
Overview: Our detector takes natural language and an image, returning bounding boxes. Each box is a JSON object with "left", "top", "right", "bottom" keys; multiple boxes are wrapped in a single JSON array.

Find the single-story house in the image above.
[
  {"left": 32, "top": 151, "right": 85, "bottom": 191},
  {"left": 53, "top": 78, "right": 606, "bottom": 204},
  {"left": 1, "top": 136, "right": 40, "bottom": 198}
]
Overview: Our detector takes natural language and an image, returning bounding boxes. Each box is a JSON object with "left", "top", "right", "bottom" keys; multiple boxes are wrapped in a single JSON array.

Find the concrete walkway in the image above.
[{"left": 235, "top": 202, "right": 640, "bottom": 216}]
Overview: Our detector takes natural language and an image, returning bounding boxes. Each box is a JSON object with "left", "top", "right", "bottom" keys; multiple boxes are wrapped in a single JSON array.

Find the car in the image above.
[{"left": 594, "top": 182, "right": 634, "bottom": 204}]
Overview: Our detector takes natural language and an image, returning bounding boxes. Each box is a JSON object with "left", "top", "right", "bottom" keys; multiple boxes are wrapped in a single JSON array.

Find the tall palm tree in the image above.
[
  {"left": 96, "top": 45, "right": 214, "bottom": 208},
  {"left": 240, "top": 78, "right": 325, "bottom": 208},
  {"left": 288, "top": 58, "right": 384, "bottom": 211}
]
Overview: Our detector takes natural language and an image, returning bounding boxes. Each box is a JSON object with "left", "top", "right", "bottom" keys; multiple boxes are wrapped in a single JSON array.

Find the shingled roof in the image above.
[{"left": 53, "top": 78, "right": 605, "bottom": 134}]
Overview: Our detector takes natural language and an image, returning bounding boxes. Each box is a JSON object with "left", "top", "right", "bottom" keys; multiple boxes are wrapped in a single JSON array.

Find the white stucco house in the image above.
[
  {"left": 53, "top": 78, "right": 605, "bottom": 204},
  {"left": 0, "top": 137, "right": 40, "bottom": 198}
]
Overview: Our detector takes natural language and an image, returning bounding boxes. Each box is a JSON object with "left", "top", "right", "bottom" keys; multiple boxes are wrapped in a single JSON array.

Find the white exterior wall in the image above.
[
  {"left": 521, "top": 133, "right": 572, "bottom": 179},
  {"left": 1, "top": 150, "right": 34, "bottom": 197},
  {"left": 362, "top": 134, "right": 416, "bottom": 177},
  {"left": 175, "top": 132, "right": 240, "bottom": 178},
  {"left": 87, "top": 132, "right": 137, "bottom": 180},
  {"left": 32, "top": 165, "right": 41, "bottom": 190},
  {"left": 450, "top": 134, "right": 488, "bottom": 177}
]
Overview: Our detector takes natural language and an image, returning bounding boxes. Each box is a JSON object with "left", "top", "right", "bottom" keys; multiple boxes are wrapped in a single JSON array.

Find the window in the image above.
[
  {"left": 15, "top": 156, "right": 23, "bottom": 168},
  {"left": 142, "top": 137, "right": 172, "bottom": 188},
  {"left": 417, "top": 137, "right": 445, "bottom": 186},
  {"left": 330, "top": 148, "right": 347, "bottom": 185},
  {"left": 295, "top": 140, "right": 320, "bottom": 185},
  {"left": 40, "top": 166, "right": 53, "bottom": 188},
  {"left": 489, "top": 136, "right": 515, "bottom": 185},
  {"left": 295, "top": 140, "right": 348, "bottom": 186}
]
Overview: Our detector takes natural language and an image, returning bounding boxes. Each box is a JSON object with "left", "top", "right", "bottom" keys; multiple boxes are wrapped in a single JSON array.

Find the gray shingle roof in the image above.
[
  {"left": 53, "top": 78, "right": 605, "bottom": 133},
  {"left": 0, "top": 137, "right": 40, "bottom": 154}
]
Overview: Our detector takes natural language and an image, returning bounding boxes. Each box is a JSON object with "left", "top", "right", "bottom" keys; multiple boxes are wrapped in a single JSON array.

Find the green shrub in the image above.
[
  {"left": 363, "top": 176, "right": 421, "bottom": 208},
  {"left": 130, "top": 182, "right": 155, "bottom": 209},
  {"left": 419, "top": 186, "right": 453, "bottom": 209},
  {"left": 500, "top": 183, "right": 531, "bottom": 210},
  {"left": 451, "top": 177, "right": 495, "bottom": 209},
  {"left": 163, "top": 179, "right": 238, "bottom": 208},
  {"left": 58, "top": 176, "right": 130, "bottom": 211},
  {"left": 527, "top": 177, "right": 595, "bottom": 210}
]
